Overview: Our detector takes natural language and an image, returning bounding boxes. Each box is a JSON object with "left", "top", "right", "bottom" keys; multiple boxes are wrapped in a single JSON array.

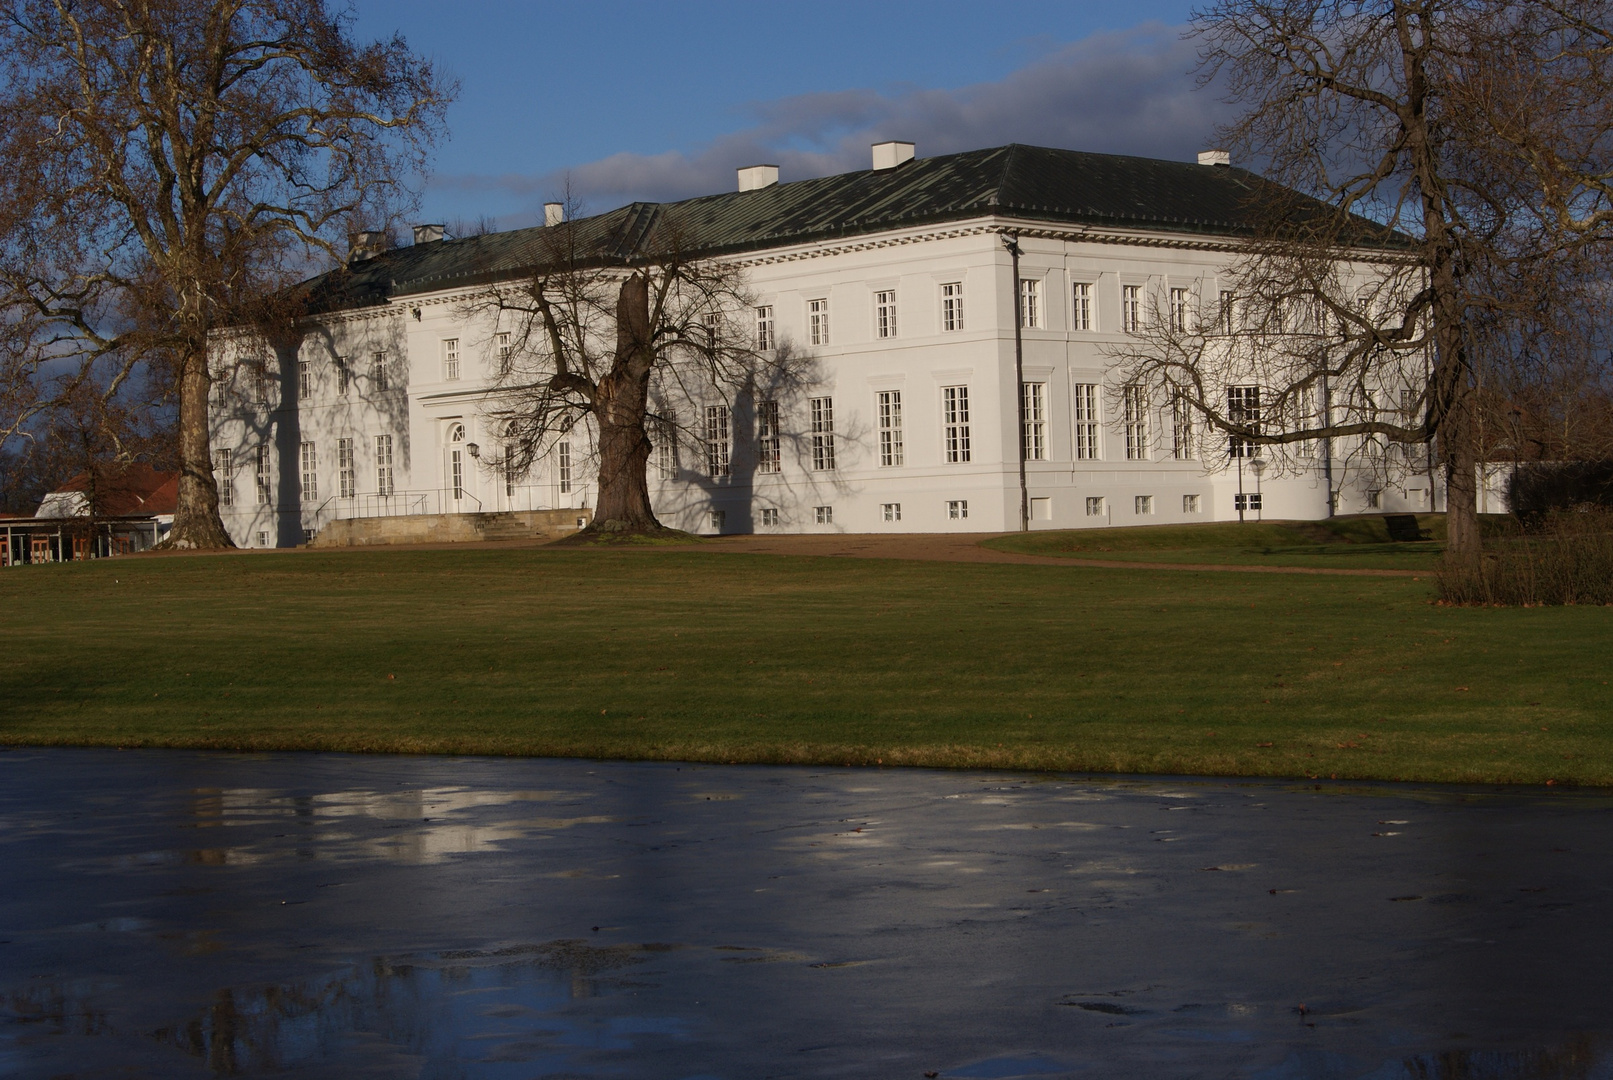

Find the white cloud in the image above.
[{"left": 430, "top": 22, "right": 1230, "bottom": 221}]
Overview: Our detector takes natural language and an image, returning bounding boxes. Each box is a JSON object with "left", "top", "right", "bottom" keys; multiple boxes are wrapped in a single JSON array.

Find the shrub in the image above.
[{"left": 1438, "top": 510, "right": 1613, "bottom": 605}]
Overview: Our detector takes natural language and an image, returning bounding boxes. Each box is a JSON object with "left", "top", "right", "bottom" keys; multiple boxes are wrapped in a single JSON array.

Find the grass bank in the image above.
[
  {"left": 982, "top": 515, "right": 1458, "bottom": 570},
  {"left": 2, "top": 544, "right": 1608, "bottom": 785}
]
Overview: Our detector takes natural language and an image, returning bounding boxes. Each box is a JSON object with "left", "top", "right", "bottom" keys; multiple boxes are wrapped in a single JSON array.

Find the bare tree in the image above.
[
  {"left": 0, "top": 0, "right": 454, "bottom": 548},
  {"left": 468, "top": 213, "right": 794, "bottom": 538},
  {"left": 1110, "top": 0, "right": 1613, "bottom": 560}
]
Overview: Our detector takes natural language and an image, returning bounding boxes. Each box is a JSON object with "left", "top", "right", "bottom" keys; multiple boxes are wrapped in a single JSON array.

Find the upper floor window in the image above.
[
  {"left": 496, "top": 332, "right": 511, "bottom": 367},
  {"left": 876, "top": 290, "right": 897, "bottom": 338},
  {"left": 1023, "top": 382, "right": 1046, "bottom": 460},
  {"left": 300, "top": 441, "right": 318, "bottom": 501},
  {"left": 755, "top": 306, "right": 774, "bottom": 351},
  {"left": 1122, "top": 284, "right": 1142, "bottom": 333},
  {"left": 255, "top": 445, "right": 272, "bottom": 505},
  {"left": 336, "top": 357, "right": 350, "bottom": 396},
  {"left": 298, "top": 359, "right": 312, "bottom": 400},
  {"left": 1172, "top": 395, "right": 1195, "bottom": 460},
  {"left": 1019, "top": 279, "right": 1040, "bottom": 329},
  {"left": 213, "top": 449, "right": 234, "bottom": 507},
  {"left": 250, "top": 361, "right": 269, "bottom": 406},
  {"left": 941, "top": 282, "right": 964, "bottom": 332},
  {"left": 443, "top": 338, "right": 460, "bottom": 381},
  {"left": 808, "top": 298, "right": 829, "bottom": 346},
  {"left": 375, "top": 434, "right": 394, "bottom": 496},
  {"left": 810, "top": 397, "right": 836, "bottom": 471},
  {"left": 942, "top": 385, "right": 970, "bottom": 463},
  {"left": 370, "top": 352, "right": 388, "bottom": 393},
  {"left": 1170, "top": 287, "right": 1191, "bottom": 333},
  {"left": 1072, "top": 282, "right": 1093, "bottom": 331},
  {"left": 337, "top": 437, "right": 356, "bottom": 498}
]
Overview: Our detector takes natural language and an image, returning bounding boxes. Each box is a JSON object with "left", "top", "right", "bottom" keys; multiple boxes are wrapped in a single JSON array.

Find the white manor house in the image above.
[{"left": 208, "top": 141, "right": 1444, "bottom": 547}]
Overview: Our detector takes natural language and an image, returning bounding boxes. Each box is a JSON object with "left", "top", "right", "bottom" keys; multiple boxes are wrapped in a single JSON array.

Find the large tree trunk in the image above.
[
  {"left": 163, "top": 342, "right": 234, "bottom": 550},
  {"left": 577, "top": 273, "right": 665, "bottom": 537}
]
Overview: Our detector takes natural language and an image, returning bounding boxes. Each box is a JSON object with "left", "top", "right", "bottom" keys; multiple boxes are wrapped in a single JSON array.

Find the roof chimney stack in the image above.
[
  {"left": 348, "top": 230, "right": 388, "bottom": 261},
  {"left": 872, "top": 141, "right": 915, "bottom": 170},
  {"left": 1198, "top": 150, "right": 1231, "bottom": 167},
  {"left": 544, "top": 202, "right": 565, "bottom": 227},
  {"left": 737, "top": 164, "right": 779, "bottom": 192},
  {"left": 412, "top": 223, "right": 444, "bottom": 245}
]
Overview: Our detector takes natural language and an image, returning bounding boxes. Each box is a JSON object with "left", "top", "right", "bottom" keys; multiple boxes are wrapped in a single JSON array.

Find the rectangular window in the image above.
[
  {"left": 1172, "top": 395, "right": 1195, "bottom": 460},
  {"left": 755, "top": 306, "right": 774, "bottom": 350},
  {"left": 701, "top": 311, "right": 719, "bottom": 349},
  {"left": 371, "top": 352, "right": 388, "bottom": 393},
  {"left": 1019, "top": 278, "right": 1040, "bottom": 329},
  {"left": 1234, "top": 492, "right": 1263, "bottom": 511},
  {"left": 1366, "top": 489, "right": 1382, "bottom": 509},
  {"left": 504, "top": 443, "right": 517, "bottom": 497},
  {"left": 760, "top": 507, "right": 780, "bottom": 527},
  {"left": 1228, "top": 385, "right": 1261, "bottom": 458},
  {"left": 557, "top": 441, "right": 572, "bottom": 494},
  {"left": 298, "top": 359, "right": 312, "bottom": 399},
  {"left": 943, "top": 385, "right": 971, "bottom": 463},
  {"left": 1022, "top": 382, "right": 1046, "bottom": 461},
  {"left": 300, "top": 441, "right": 318, "bottom": 502},
  {"left": 941, "top": 282, "right": 964, "bottom": 332},
  {"left": 302, "top": 529, "right": 316, "bottom": 545},
  {"left": 1072, "top": 282, "right": 1093, "bottom": 331},
  {"left": 810, "top": 397, "right": 836, "bottom": 471},
  {"left": 213, "top": 450, "right": 234, "bottom": 507},
  {"left": 443, "top": 338, "right": 460, "bottom": 381},
  {"left": 653, "top": 421, "right": 676, "bottom": 481},
  {"left": 711, "top": 509, "right": 726, "bottom": 531},
  {"left": 255, "top": 445, "right": 271, "bottom": 505},
  {"left": 882, "top": 502, "right": 902, "bottom": 522},
  {"left": 1218, "top": 290, "right": 1236, "bottom": 333},
  {"left": 878, "top": 390, "right": 904, "bottom": 467},
  {"left": 336, "top": 357, "right": 350, "bottom": 396},
  {"left": 1123, "top": 385, "right": 1150, "bottom": 460},
  {"left": 1085, "top": 496, "right": 1105, "bottom": 517},
  {"left": 704, "top": 404, "right": 731, "bottom": 477},
  {"left": 757, "top": 399, "right": 781, "bottom": 474},
  {"left": 1170, "top": 287, "right": 1191, "bottom": 333},
  {"left": 496, "top": 332, "right": 511, "bottom": 368},
  {"left": 251, "top": 362, "right": 269, "bottom": 406},
  {"left": 1122, "top": 284, "right": 1142, "bottom": 333},
  {"left": 875, "top": 290, "right": 897, "bottom": 338},
  {"left": 1134, "top": 495, "right": 1154, "bottom": 515},
  {"left": 337, "top": 437, "right": 356, "bottom": 498},
  {"left": 814, "top": 505, "right": 833, "bottom": 524},
  {"left": 1183, "top": 494, "right": 1201, "bottom": 514},
  {"left": 375, "top": 434, "right": 394, "bottom": 497},
  {"left": 808, "top": 298, "right": 829, "bottom": 346},
  {"left": 947, "top": 500, "right": 969, "bottom": 520},
  {"left": 1073, "top": 383, "right": 1100, "bottom": 460},
  {"left": 256, "top": 531, "right": 268, "bottom": 548}
]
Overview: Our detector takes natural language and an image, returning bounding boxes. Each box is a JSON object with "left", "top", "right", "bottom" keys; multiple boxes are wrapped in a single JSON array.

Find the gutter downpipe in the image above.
[{"left": 1003, "top": 232, "right": 1029, "bottom": 532}]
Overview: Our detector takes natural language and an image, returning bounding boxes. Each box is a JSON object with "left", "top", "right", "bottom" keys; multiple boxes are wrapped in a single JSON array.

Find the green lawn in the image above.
[
  {"left": 982, "top": 515, "right": 1463, "bottom": 570},
  {"left": 2, "top": 543, "right": 1609, "bottom": 786}
]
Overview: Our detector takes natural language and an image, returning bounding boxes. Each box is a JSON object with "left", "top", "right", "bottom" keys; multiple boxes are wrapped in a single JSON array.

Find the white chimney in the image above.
[
  {"left": 544, "top": 202, "right": 565, "bottom": 227},
  {"left": 1198, "top": 150, "right": 1231, "bottom": 167},
  {"left": 737, "top": 164, "right": 779, "bottom": 192},
  {"left": 412, "top": 223, "right": 444, "bottom": 245},
  {"left": 348, "top": 230, "right": 387, "bottom": 261},
  {"left": 872, "top": 141, "right": 915, "bottom": 170}
]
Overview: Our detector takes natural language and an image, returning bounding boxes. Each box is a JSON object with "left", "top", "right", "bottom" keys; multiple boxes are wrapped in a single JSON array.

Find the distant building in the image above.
[
  {"left": 209, "top": 141, "right": 1447, "bottom": 547},
  {"left": 2, "top": 464, "right": 174, "bottom": 565}
]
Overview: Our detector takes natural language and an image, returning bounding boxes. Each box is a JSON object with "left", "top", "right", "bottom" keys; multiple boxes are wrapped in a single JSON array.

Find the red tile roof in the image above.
[{"left": 49, "top": 465, "right": 178, "bottom": 516}]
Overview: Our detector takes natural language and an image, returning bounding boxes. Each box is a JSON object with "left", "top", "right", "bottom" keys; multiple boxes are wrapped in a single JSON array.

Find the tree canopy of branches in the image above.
[
  {"left": 1109, "top": 0, "right": 1613, "bottom": 559},
  {"left": 472, "top": 215, "right": 793, "bottom": 539},
  {"left": 0, "top": 0, "right": 454, "bottom": 548}
]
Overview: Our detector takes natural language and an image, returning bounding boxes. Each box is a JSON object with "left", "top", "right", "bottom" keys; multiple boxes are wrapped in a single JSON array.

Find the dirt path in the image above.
[{"left": 695, "top": 532, "right": 1426, "bottom": 577}]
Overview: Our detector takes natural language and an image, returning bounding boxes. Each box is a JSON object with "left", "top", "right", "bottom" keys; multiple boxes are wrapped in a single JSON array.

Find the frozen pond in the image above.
[{"left": 1, "top": 748, "right": 1610, "bottom": 1078}]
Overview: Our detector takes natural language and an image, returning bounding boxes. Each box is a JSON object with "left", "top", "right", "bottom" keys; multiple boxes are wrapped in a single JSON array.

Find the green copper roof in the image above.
[{"left": 302, "top": 143, "right": 1397, "bottom": 314}]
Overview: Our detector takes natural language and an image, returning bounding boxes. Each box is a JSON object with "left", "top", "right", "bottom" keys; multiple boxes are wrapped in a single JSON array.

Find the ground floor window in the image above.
[
  {"left": 1086, "top": 496, "right": 1105, "bottom": 517},
  {"left": 1183, "top": 494, "right": 1201, "bottom": 514},
  {"left": 1234, "top": 492, "right": 1262, "bottom": 511},
  {"left": 256, "top": 531, "right": 268, "bottom": 547},
  {"left": 814, "top": 505, "right": 833, "bottom": 524},
  {"left": 1134, "top": 495, "right": 1153, "bottom": 515},
  {"left": 1366, "top": 489, "right": 1382, "bottom": 508},
  {"left": 760, "top": 508, "right": 779, "bottom": 526},
  {"left": 882, "top": 502, "right": 901, "bottom": 522},
  {"left": 947, "top": 500, "right": 968, "bottom": 520},
  {"left": 710, "top": 509, "right": 726, "bottom": 530}
]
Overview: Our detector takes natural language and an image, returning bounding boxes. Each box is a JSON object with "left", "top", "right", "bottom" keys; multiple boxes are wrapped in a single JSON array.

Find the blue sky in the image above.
[{"left": 350, "top": 1, "right": 1214, "bottom": 229}]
